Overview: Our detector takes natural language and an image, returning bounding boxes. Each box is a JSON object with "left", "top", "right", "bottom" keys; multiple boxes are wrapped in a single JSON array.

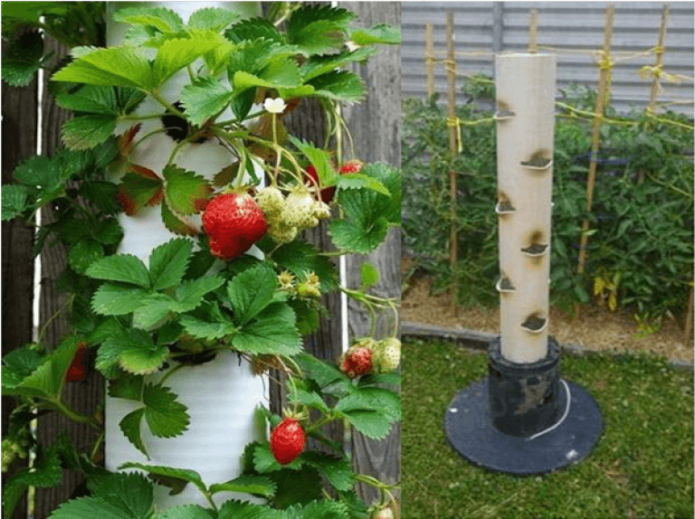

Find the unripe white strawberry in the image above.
[
  {"left": 283, "top": 189, "right": 319, "bottom": 228},
  {"left": 267, "top": 222, "right": 298, "bottom": 244},
  {"left": 374, "top": 337, "right": 401, "bottom": 373},
  {"left": 256, "top": 186, "right": 285, "bottom": 218},
  {"left": 372, "top": 506, "right": 394, "bottom": 519},
  {"left": 313, "top": 201, "right": 331, "bottom": 220}
]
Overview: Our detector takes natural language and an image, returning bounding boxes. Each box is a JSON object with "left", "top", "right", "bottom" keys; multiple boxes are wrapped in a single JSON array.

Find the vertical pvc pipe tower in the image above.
[
  {"left": 105, "top": 2, "right": 267, "bottom": 508},
  {"left": 444, "top": 54, "right": 603, "bottom": 475}
]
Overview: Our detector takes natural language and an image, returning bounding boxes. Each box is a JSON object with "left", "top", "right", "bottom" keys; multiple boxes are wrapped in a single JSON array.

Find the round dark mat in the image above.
[{"left": 444, "top": 379, "right": 603, "bottom": 476}]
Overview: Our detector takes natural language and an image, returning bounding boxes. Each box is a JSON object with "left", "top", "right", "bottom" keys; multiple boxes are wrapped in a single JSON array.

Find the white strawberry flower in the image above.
[
  {"left": 264, "top": 97, "right": 286, "bottom": 114},
  {"left": 346, "top": 40, "right": 361, "bottom": 52}
]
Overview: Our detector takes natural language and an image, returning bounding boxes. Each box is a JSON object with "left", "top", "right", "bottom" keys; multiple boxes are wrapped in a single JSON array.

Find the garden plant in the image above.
[
  {"left": 402, "top": 76, "right": 694, "bottom": 333},
  {"left": 1, "top": 3, "right": 402, "bottom": 519}
]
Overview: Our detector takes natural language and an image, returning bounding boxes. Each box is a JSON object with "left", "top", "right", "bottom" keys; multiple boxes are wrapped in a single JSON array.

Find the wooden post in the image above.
[
  {"left": 647, "top": 3, "right": 670, "bottom": 113},
  {"left": 425, "top": 23, "right": 435, "bottom": 98},
  {"left": 340, "top": 1, "right": 401, "bottom": 504},
  {"left": 685, "top": 283, "right": 693, "bottom": 347},
  {"left": 446, "top": 11, "right": 459, "bottom": 314},
  {"left": 528, "top": 9, "right": 539, "bottom": 53},
  {"left": 495, "top": 54, "right": 556, "bottom": 363},
  {"left": 577, "top": 3, "right": 615, "bottom": 275},
  {"left": 1, "top": 40, "right": 38, "bottom": 519}
]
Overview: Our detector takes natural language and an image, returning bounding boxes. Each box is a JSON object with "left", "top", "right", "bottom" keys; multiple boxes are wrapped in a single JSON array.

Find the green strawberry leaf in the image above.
[
  {"left": 227, "top": 264, "right": 278, "bottom": 325},
  {"left": 209, "top": 475, "right": 277, "bottom": 497},
  {"left": 288, "top": 137, "right": 336, "bottom": 187},
  {"left": 301, "top": 47, "right": 377, "bottom": 81},
  {"left": 14, "top": 155, "right": 61, "bottom": 191},
  {"left": 132, "top": 293, "right": 175, "bottom": 329},
  {"left": 294, "top": 352, "right": 347, "bottom": 389},
  {"left": 91, "top": 284, "right": 149, "bottom": 316},
  {"left": 179, "top": 315, "right": 236, "bottom": 340},
  {"left": 113, "top": 6, "right": 184, "bottom": 33},
  {"left": 1, "top": 30, "right": 45, "bottom": 87},
  {"left": 48, "top": 497, "right": 136, "bottom": 519},
  {"left": 98, "top": 328, "right": 168, "bottom": 375},
  {"left": 148, "top": 238, "right": 193, "bottom": 291},
  {"left": 118, "top": 171, "right": 164, "bottom": 216},
  {"left": 253, "top": 443, "right": 303, "bottom": 473},
  {"left": 142, "top": 383, "right": 190, "bottom": 438},
  {"left": 68, "top": 240, "right": 105, "bottom": 275},
  {"left": 108, "top": 374, "right": 145, "bottom": 401},
  {"left": 232, "top": 60, "right": 303, "bottom": 93},
  {"left": 151, "top": 36, "right": 224, "bottom": 87},
  {"left": 286, "top": 501, "right": 350, "bottom": 519},
  {"left": 349, "top": 24, "right": 401, "bottom": 46},
  {"left": 87, "top": 254, "right": 151, "bottom": 287},
  {"left": 163, "top": 165, "right": 213, "bottom": 216},
  {"left": 79, "top": 181, "right": 121, "bottom": 215},
  {"left": 181, "top": 77, "right": 234, "bottom": 126},
  {"left": 120, "top": 408, "right": 148, "bottom": 457},
  {"left": 301, "top": 452, "right": 355, "bottom": 492},
  {"left": 161, "top": 200, "right": 199, "bottom": 236},
  {"left": 88, "top": 471, "right": 154, "bottom": 518},
  {"left": 170, "top": 276, "right": 225, "bottom": 313},
  {"left": 1, "top": 184, "right": 29, "bottom": 221},
  {"left": 226, "top": 18, "right": 285, "bottom": 44},
  {"left": 335, "top": 174, "right": 390, "bottom": 196},
  {"left": 155, "top": 505, "right": 216, "bottom": 519},
  {"left": 232, "top": 303, "right": 301, "bottom": 356},
  {"left": 188, "top": 7, "right": 241, "bottom": 31},
  {"left": 269, "top": 240, "right": 339, "bottom": 291},
  {"left": 218, "top": 500, "right": 283, "bottom": 519},
  {"left": 308, "top": 71, "right": 365, "bottom": 104},
  {"left": 1, "top": 347, "right": 44, "bottom": 388},
  {"left": 61, "top": 115, "right": 116, "bottom": 151},
  {"left": 286, "top": 5, "right": 356, "bottom": 56},
  {"left": 119, "top": 463, "right": 206, "bottom": 494},
  {"left": 336, "top": 409, "right": 392, "bottom": 440},
  {"left": 52, "top": 46, "right": 152, "bottom": 88}
]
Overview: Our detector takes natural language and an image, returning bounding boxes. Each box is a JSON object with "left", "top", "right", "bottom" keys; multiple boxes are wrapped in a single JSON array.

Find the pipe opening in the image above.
[
  {"left": 521, "top": 230, "right": 549, "bottom": 257},
  {"left": 521, "top": 150, "right": 552, "bottom": 171},
  {"left": 496, "top": 275, "right": 515, "bottom": 293},
  {"left": 496, "top": 191, "right": 516, "bottom": 215},
  {"left": 495, "top": 100, "right": 515, "bottom": 121},
  {"left": 521, "top": 312, "right": 548, "bottom": 333}
]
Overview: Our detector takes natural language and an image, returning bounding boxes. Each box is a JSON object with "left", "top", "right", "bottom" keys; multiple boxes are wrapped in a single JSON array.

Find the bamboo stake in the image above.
[
  {"left": 647, "top": 4, "right": 670, "bottom": 113},
  {"left": 446, "top": 12, "right": 459, "bottom": 315},
  {"left": 577, "top": 3, "right": 615, "bottom": 275},
  {"left": 425, "top": 23, "right": 435, "bottom": 98},
  {"left": 528, "top": 9, "right": 539, "bottom": 53},
  {"left": 685, "top": 283, "right": 693, "bottom": 347}
]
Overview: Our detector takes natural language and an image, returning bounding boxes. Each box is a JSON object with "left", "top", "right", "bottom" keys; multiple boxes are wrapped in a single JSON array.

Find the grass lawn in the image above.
[{"left": 402, "top": 340, "right": 694, "bottom": 519}]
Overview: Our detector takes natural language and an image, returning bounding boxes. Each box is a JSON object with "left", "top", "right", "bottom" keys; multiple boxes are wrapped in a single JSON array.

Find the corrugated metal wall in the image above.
[{"left": 402, "top": 2, "right": 694, "bottom": 115}]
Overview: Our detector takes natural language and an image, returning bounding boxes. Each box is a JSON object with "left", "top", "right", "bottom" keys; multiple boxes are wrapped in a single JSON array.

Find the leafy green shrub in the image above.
[{"left": 402, "top": 79, "right": 694, "bottom": 328}]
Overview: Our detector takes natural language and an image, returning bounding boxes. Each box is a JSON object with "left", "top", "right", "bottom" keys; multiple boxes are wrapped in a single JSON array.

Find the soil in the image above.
[{"left": 402, "top": 263, "right": 694, "bottom": 363}]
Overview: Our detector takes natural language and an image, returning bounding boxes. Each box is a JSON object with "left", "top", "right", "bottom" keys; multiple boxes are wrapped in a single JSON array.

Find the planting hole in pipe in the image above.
[
  {"left": 520, "top": 149, "right": 552, "bottom": 171},
  {"left": 496, "top": 274, "right": 515, "bottom": 293},
  {"left": 521, "top": 230, "right": 548, "bottom": 257},
  {"left": 496, "top": 191, "right": 516, "bottom": 215},
  {"left": 161, "top": 102, "right": 210, "bottom": 144},
  {"left": 521, "top": 312, "right": 548, "bottom": 333},
  {"left": 495, "top": 100, "right": 515, "bottom": 121}
]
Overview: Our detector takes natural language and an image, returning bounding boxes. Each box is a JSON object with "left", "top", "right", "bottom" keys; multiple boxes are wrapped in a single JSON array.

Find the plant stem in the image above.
[
  {"left": 121, "top": 113, "right": 165, "bottom": 122},
  {"left": 150, "top": 90, "right": 186, "bottom": 118},
  {"left": 46, "top": 398, "right": 100, "bottom": 429},
  {"left": 159, "top": 363, "right": 185, "bottom": 385},
  {"left": 90, "top": 431, "right": 105, "bottom": 463}
]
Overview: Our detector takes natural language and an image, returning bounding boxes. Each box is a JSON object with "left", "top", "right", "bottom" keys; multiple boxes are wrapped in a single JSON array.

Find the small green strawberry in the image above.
[
  {"left": 283, "top": 189, "right": 319, "bottom": 228},
  {"left": 256, "top": 186, "right": 285, "bottom": 218}
]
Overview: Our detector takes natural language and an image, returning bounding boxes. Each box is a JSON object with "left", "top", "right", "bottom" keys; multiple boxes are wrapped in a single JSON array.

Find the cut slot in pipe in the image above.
[
  {"left": 494, "top": 110, "right": 516, "bottom": 121},
  {"left": 521, "top": 313, "right": 548, "bottom": 334},
  {"left": 521, "top": 243, "right": 549, "bottom": 256},
  {"left": 496, "top": 276, "right": 516, "bottom": 293},
  {"left": 520, "top": 150, "right": 553, "bottom": 171}
]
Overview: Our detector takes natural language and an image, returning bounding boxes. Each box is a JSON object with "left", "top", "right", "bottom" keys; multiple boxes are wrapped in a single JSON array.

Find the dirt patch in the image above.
[{"left": 402, "top": 273, "right": 693, "bottom": 363}]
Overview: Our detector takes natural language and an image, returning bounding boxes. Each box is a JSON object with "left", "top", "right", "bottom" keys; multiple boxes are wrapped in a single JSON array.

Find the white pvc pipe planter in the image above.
[
  {"left": 105, "top": 2, "right": 267, "bottom": 509},
  {"left": 495, "top": 53, "right": 556, "bottom": 363}
]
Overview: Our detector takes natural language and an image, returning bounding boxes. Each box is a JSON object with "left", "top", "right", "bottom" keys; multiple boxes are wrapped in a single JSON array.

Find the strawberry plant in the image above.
[{"left": 2, "top": 4, "right": 401, "bottom": 519}]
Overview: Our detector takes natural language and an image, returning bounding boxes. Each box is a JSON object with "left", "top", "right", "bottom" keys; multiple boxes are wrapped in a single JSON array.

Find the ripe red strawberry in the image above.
[
  {"left": 339, "top": 346, "right": 373, "bottom": 379},
  {"left": 270, "top": 417, "right": 305, "bottom": 464},
  {"left": 306, "top": 160, "right": 364, "bottom": 204},
  {"left": 202, "top": 192, "right": 268, "bottom": 261},
  {"left": 66, "top": 343, "right": 88, "bottom": 382}
]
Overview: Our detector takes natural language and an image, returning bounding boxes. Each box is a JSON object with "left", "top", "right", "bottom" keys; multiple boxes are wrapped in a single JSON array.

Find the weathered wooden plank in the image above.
[
  {"left": 340, "top": 1, "right": 402, "bottom": 505},
  {"left": 34, "top": 38, "right": 105, "bottom": 519},
  {"left": 1, "top": 39, "right": 38, "bottom": 519}
]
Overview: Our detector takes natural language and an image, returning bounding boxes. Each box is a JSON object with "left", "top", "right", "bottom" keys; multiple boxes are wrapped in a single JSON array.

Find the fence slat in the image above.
[
  {"left": 426, "top": 23, "right": 435, "bottom": 97},
  {"left": 35, "top": 38, "right": 105, "bottom": 519},
  {"left": 1, "top": 39, "right": 38, "bottom": 519},
  {"left": 339, "top": 1, "right": 402, "bottom": 504},
  {"left": 647, "top": 3, "right": 670, "bottom": 113},
  {"left": 446, "top": 11, "right": 460, "bottom": 315}
]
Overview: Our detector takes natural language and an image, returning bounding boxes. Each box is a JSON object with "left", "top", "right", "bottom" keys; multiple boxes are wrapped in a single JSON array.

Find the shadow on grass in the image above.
[{"left": 402, "top": 340, "right": 694, "bottom": 519}]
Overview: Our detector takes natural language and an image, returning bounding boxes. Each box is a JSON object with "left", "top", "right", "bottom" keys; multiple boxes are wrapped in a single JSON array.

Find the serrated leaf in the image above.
[
  {"left": 161, "top": 200, "right": 198, "bottom": 236},
  {"left": 350, "top": 24, "right": 401, "bottom": 46},
  {"left": 226, "top": 18, "right": 285, "bottom": 44},
  {"left": 89, "top": 469, "right": 154, "bottom": 517},
  {"left": 98, "top": 328, "right": 168, "bottom": 375},
  {"left": 308, "top": 71, "right": 365, "bottom": 103},
  {"left": 227, "top": 264, "right": 277, "bottom": 324},
  {"left": 294, "top": 352, "right": 347, "bottom": 389},
  {"left": 188, "top": 7, "right": 241, "bottom": 31},
  {"left": 132, "top": 293, "right": 175, "bottom": 329},
  {"left": 2, "top": 348, "right": 44, "bottom": 388},
  {"left": 119, "top": 463, "right": 205, "bottom": 494},
  {"left": 232, "top": 303, "right": 301, "bottom": 356},
  {"left": 68, "top": 240, "right": 104, "bottom": 274},
  {"left": 48, "top": 497, "right": 135, "bottom": 519},
  {"left": 233, "top": 60, "right": 303, "bottom": 93},
  {"left": 118, "top": 410, "right": 147, "bottom": 456},
  {"left": 62, "top": 115, "right": 116, "bottom": 150},
  {"left": 253, "top": 443, "right": 302, "bottom": 473},
  {"left": 218, "top": 500, "right": 283, "bottom": 519},
  {"left": 270, "top": 240, "right": 339, "bottom": 291},
  {"left": 79, "top": 181, "right": 121, "bottom": 215},
  {"left": 301, "top": 47, "right": 377, "bottom": 81},
  {"left": 55, "top": 85, "right": 118, "bottom": 115},
  {"left": 289, "top": 501, "right": 349, "bottom": 519},
  {"left": 118, "top": 172, "right": 164, "bottom": 216},
  {"left": 170, "top": 276, "right": 225, "bottom": 313},
  {"left": 163, "top": 165, "right": 212, "bottom": 216},
  {"left": 301, "top": 452, "right": 355, "bottom": 492},
  {"left": 149, "top": 238, "right": 193, "bottom": 290},
  {"left": 286, "top": 5, "right": 356, "bottom": 56},
  {"left": 338, "top": 409, "right": 392, "bottom": 440},
  {"left": 156, "top": 505, "right": 216, "bottom": 519},
  {"left": 336, "top": 174, "right": 390, "bottom": 196},
  {"left": 109, "top": 374, "right": 144, "bottom": 401},
  {"left": 2, "top": 184, "right": 28, "bottom": 221},
  {"left": 181, "top": 77, "right": 233, "bottom": 126},
  {"left": 340, "top": 387, "right": 401, "bottom": 422},
  {"left": 52, "top": 46, "right": 152, "bottom": 88},
  {"left": 179, "top": 315, "right": 236, "bottom": 340},
  {"left": 209, "top": 475, "right": 276, "bottom": 497},
  {"left": 14, "top": 155, "right": 60, "bottom": 190},
  {"left": 142, "top": 384, "right": 190, "bottom": 438},
  {"left": 2, "top": 30, "right": 45, "bottom": 87},
  {"left": 151, "top": 37, "right": 223, "bottom": 87},
  {"left": 113, "top": 6, "right": 184, "bottom": 33},
  {"left": 288, "top": 137, "right": 336, "bottom": 187},
  {"left": 291, "top": 389, "right": 329, "bottom": 414},
  {"left": 87, "top": 254, "right": 151, "bottom": 287}
]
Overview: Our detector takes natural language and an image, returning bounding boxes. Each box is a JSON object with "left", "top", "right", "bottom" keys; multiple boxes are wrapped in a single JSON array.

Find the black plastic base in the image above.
[{"left": 444, "top": 379, "right": 603, "bottom": 476}]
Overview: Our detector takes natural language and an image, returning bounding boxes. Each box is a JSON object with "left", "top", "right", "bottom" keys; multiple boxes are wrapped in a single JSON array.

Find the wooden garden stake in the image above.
[
  {"left": 647, "top": 3, "right": 670, "bottom": 113},
  {"left": 425, "top": 23, "right": 435, "bottom": 97},
  {"left": 528, "top": 9, "right": 539, "bottom": 53},
  {"left": 685, "top": 283, "right": 693, "bottom": 347},
  {"left": 446, "top": 12, "right": 459, "bottom": 314},
  {"left": 577, "top": 3, "right": 615, "bottom": 275}
]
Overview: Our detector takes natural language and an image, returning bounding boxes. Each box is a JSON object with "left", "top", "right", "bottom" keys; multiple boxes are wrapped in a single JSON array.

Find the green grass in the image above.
[{"left": 402, "top": 340, "right": 694, "bottom": 519}]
